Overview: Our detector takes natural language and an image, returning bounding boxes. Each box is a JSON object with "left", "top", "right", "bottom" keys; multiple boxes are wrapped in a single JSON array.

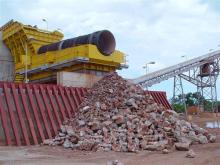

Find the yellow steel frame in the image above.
[{"left": 1, "top": 20, "right": 125, "bottom": 83}]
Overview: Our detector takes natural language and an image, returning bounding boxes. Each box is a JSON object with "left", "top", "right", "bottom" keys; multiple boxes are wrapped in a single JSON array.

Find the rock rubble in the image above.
[{"left": 43, "top": 72, "right": 216, "bottom": 152}]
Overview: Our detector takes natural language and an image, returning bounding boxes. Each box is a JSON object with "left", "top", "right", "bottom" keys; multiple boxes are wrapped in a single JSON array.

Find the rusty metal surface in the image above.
[
  {"left": 0, "top": 82, "right": 87, "bottom": 146},
  {"left": 146, "top": 90, "right": 172, "bottom": 110},
  {"left": 0, "top": 81, "right": 171, "bottom": 146}
]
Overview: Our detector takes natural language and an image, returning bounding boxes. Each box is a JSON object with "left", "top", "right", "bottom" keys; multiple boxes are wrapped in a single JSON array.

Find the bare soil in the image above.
[{"left": 0, "top": 113, "right": 220, "bottom": 165}]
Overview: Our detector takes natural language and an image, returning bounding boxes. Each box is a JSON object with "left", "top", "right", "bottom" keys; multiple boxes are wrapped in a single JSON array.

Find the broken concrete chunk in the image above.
[
  {"left": 45, "top": 73, "right": 215, "bottom": 153},
  {"left": 198, "top": 135, "right": 208, "bottom": 144},
  {"left": 88, "top": 121, "right": 101, "bottom": 131},
  {"left": 66, "top": 126, "right": 75, "bottom": 136},
  {"left": 162, "top": 149, "right": 169, "bottom": 154},
  {"left": 43, "top": 139, "right": 54, "bottom": 145},
  {"left": 81, "top": 106, "right": 90, "bottom": 113},
  {"left": 208, "top": 134, "right": 216, "bottom": 143},
  {"left": 126, "top": 98, "right": 138, "bottom": 109},
  {"left": 175, "top": 142, "right": 190, "bottom": 151},
  {"left": 60, "top": 125, "right": 66, "bottom": 133},
  {"left": 63, "top": 139, "right": 73, "bottom": 149},
  {"left": 112, "top": 115, "right": 124, "bottom": 125},
  {"left": 186, "top": 149, "right": 196, "bottom": 158}
]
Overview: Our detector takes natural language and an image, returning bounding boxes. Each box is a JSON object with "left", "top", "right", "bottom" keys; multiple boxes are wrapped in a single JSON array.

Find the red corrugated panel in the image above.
[
  {"left": 18, "top": 84, "right": 38, "bottom": 145},
  {"left": 0, "top": 94, "right": 12, "bottom": 145},
  {"left": 11, "top": 84, "right": 30, "bottom": 145},
  {"left": 3, "top": 83, "right": 21, "bottom": 146},
  {"left": 0, "top": 82, "right": 86, "bottom": 146},
  {"left": 146, "top": 90, "right": 172, "bottom": 109}
]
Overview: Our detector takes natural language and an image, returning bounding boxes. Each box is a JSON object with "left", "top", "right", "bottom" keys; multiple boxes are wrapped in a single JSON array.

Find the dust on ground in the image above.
[{"left": 0, "top": 113, "right": 220, "bottom": 165}]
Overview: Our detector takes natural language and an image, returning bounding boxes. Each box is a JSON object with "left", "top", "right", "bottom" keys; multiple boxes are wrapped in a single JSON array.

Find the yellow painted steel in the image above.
[{"left": 0, "top": 20, "right": 126, "bottom": 83}]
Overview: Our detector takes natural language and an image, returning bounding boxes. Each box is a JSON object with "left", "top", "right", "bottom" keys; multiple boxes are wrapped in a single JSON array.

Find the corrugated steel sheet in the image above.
[
  {"left": 146, "top": 90, "right": 172, "bottom": 110},
  {"left": 0, "top": 82, "right": 87, "bottom": 146}
]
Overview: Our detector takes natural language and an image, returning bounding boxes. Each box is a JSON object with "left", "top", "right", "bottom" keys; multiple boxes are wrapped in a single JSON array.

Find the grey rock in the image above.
[
  {"left": 106, "top": 161, "right": 114, "bottom": 165},
  {"left": 58, "top": 132, "right": 66, "bottom": 137},
  {"left": 176, "top": 136, "right": 192, "bottom": 144},
  {"left": 143, "top": 141, "right": 167, "bottom": 151},
  {"left": 78, "top": 120, "right": 86, "bottom": 127},
  {"left": 186, "top": 149, "right": 196, "bottom": 158},
  {"left": 198, "top": 135, "right": 208, "bottom": 144},
  {"left": 144, "top": 120, "right": 152, "bottom": 127},
  {"left": 208, "top": 134, "right": 216, "bottom": 143},
  {"left": 112, "top": 115, "right": 124, "bottom": 125},
  {"left": 162, "top": 109, "right": 178, "bottom": 118},
  {"left": 60, "top": 125, "right": 66, "bottom": 133},
  {"left": 192, "top": 124, "right": 206, "bottom": 134},
  {"left": 81, "top": 106, "right": 90, "bottom": 113},
  {"left": 66, "top": 126, "right": 75, "bottom": 136},
  {"left": 88, "top": 121, "right": 101, "bottom": 131},
  {"left": 163, "top": 127, "right": 172, "bottom": 132},
  {"left": 43, "top": 139, "right": 53, "bottom": 145},
  {"left": 188, "top": 131, "right": 198, "bottom": 142},
  {"left": 175, "top": 142, "right": 190, "bottom": 151},
  {"left": 162, "top": 149, "right": 169, "bottom": 154},
  {"left": 95, "top": 102, "right": 101, "bottom": 110},
  {"left": 126, "top": 98, "right": 138, "bottom": 109},
  {"left": 63, "top": 139, "right": 73, "bottom": 149},
  {"left": 113, "top": 160, "right": 124, "bottom": 165}
]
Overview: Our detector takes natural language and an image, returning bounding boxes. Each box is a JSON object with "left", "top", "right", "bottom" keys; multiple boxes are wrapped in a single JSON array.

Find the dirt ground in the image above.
[{"left": 0, "top": 113, "right": 220, "bottom": 165}]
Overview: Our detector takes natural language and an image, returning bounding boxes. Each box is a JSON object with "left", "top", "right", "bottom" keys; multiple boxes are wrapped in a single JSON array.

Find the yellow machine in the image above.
[{"left": 0, "top": 20, "right": 127, "bottom": 83}]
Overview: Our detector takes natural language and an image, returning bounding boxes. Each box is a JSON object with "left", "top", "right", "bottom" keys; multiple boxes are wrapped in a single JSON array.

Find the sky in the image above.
[{"left": 0, "top": 0, "right": 220, "bottom": 100}]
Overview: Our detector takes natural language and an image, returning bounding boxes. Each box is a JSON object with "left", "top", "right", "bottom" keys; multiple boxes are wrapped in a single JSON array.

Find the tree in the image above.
[{"left": 171, "top": 92, "right": 219, "bottom": 112}]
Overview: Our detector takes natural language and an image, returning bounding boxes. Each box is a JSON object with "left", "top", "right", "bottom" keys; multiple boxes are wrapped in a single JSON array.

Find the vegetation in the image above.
[{"left": 171, "top": 92, "right": 220, "bottom": 113}]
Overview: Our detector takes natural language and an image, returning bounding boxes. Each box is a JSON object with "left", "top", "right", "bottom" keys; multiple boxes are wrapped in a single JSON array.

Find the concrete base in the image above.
[{"left": 57, "top": 72, "right": 102, "bottom": 88}]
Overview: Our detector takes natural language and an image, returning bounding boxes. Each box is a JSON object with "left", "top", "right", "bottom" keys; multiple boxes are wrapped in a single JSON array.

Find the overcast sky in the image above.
[{"left": 1, "top": 0, "right": 220, "bottom": 99}]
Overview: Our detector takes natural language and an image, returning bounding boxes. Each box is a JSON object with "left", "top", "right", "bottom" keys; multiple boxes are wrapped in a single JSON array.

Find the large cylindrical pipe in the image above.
[{"left": 37, "top": 30, "right": 116, "bottom": 56}]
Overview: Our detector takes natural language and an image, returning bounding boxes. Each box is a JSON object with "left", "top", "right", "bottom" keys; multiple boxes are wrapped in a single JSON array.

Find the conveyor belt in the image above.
[{"left": 132, "top": 50, "right": 220, "bottom": 87}]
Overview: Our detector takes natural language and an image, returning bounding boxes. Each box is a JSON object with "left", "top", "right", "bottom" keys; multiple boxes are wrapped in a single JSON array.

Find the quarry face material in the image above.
[{"left": 43, "top": 73, "right": 216, "bottom": 152}]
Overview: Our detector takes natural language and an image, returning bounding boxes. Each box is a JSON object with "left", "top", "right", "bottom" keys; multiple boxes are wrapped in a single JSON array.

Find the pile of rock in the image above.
[{"left": 43, "top": 72, "right": 216, "bottom": 152}]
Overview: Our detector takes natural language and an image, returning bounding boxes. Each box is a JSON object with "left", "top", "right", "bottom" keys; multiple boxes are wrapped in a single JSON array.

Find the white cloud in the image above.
[{"left": 1, "top": 0, "right": 220, "bottom": 99}]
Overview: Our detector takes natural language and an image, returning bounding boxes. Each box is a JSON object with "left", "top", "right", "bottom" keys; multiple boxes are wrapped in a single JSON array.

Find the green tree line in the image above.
[{"left": 171, "top": 92, "right": 220, "bottom": 113}]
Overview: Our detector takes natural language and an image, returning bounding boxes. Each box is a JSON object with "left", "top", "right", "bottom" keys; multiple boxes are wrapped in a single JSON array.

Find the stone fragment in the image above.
[
  {"left": 66, "top": 126, "right": 75, "bottom": 136},
  {"left": 198, "top": 135, "right": 208, "bottom": 144},
  {"left": 70, "top": 134, "right": 80, "bottom": 144},
  {"left": 100, "top": 103, "right": 107, "bottom": 111},
  {"left": 103, "top": 120, "right": 113, "bottom": 126},
  {"left": 78, "top": 120, "right": 86, "bottom": 127},
  {"left": 106, "top": 161, "right": 114, "bottom": 165},
  {"left": 208, "top": 134, "right": 216, "bottom": 143},
  {"left": 60, "top": 125, "right": 66, "bottom": 133},
  {"left": 43, "top": 139, "right": 54, "bottom": 145},
  {"left": 58, "top": 132, "right": 66, "bottom": 137},
  {"left": 126, "top": 98, "right": 138, "bottom": 109},
  {"left": 63, "top": 139, "right": 73, "bottom": 149},
  {"left": 106, "top": 160, "right": 124, "bottom": 165},
  {"left": 81, "top": 106, "right": 90, "bottom": 113},
  {"left": 162, "top": 149, "right": 169, "bottom": 154},
  {"left": 175, "top": 142, "right": 190, "bottom": 151},
  {"left": 78, "top": 140, "right": 97, "bottom": 151},
  {"left": 112, "top": 115, "right": 124, "bottom": 125},
  {"left": 109, "top": 89, "right": 114, "bottom": 93},
  {"left": 186, "top": 149, "right": 196, "bottom": 158},
  {"left": 88, "top": 121, "right": 101, "bottom": 131},
  {"left": 163, "top": 127, "right": 172, "bottom": 132}
]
